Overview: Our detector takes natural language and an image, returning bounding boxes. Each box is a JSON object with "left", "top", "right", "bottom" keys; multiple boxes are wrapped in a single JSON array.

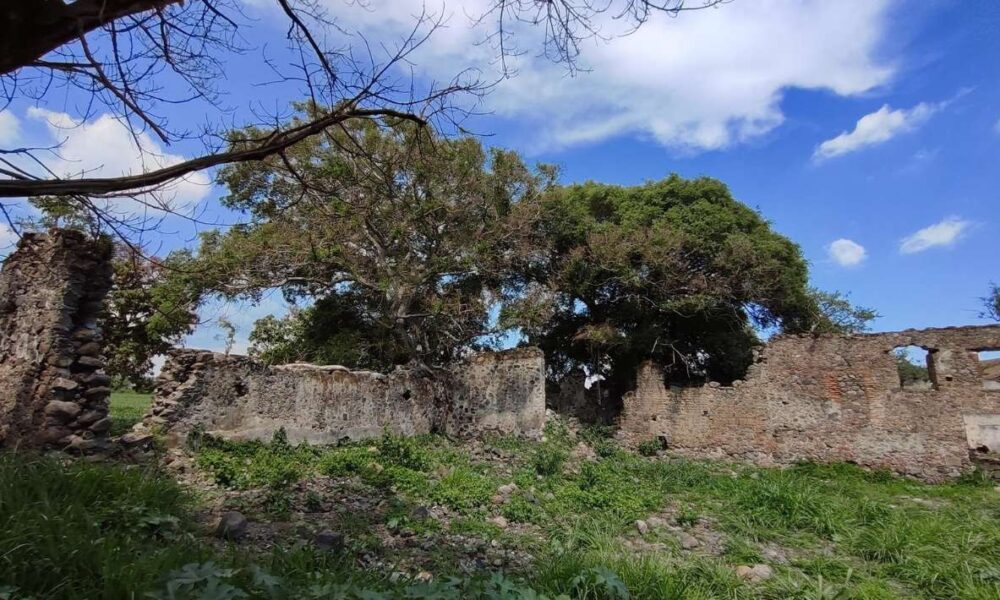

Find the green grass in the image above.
[
  {"left": 0, "top": 453, "right": 573, "bottom": 599},
  {"left": 3, "top": 416, "right": 999, "bottom": 599},
  {"left": 108, "top": 391, "right": 152, "bottom": 436},
  {"left": 188, "top": 422, "right": 1000, "bottom": 600}
]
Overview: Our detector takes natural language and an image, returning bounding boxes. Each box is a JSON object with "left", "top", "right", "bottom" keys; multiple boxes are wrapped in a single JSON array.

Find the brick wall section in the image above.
[
  {"left": 618, "top": 326, "right": 1000, "bottom": 481},
  {"left": 139, "top": 347, "right": 545, "bottom": 445},
  {"left": 0, "top": 231, "right": 113, "bottom": 451}
]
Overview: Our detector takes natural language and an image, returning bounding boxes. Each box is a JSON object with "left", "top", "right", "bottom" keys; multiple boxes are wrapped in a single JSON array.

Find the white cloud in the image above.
[
  {"left": 814, "top": 102, "right": 939, "bottom": 161},
  {"left": 24, "top": 108, "right": 211, "bottom": 216},
  {"left": 899, "top": 216, "right": 971, "bottom": 254},
  {"left": 0, "top": 111, "right": 19, "bottom": 145},
  {"left": 827, "top": 238, "right": 867, "bottom": 267},
  {"left": 302, "top": 0, "right": 895, "bottom": 153}
]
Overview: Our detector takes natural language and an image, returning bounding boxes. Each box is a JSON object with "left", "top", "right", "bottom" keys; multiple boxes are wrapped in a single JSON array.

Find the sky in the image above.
[{"left": 0, "top": 0, "right": 998, "bottom": 355}]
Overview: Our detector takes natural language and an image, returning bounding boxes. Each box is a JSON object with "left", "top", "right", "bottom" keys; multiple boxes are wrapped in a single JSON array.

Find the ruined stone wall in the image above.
[
  {"left": 140, "top": 347, "right": 545, "bottom": 445},
  {"left": 618, "top": 326, "right": 1000, "bottom": 481},
  {"left": 0, "top": 231, "right": 113, "bottom": 451},
  {"left": 550, "top": 372, "right": 620, "bottom": 425}
]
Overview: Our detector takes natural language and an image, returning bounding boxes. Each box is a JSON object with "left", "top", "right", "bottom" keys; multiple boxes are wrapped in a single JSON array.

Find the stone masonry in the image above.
[
  {"left": 617, "top": 326, "right": 1000, "bottom": 481},
  {"left": 0, "top": 230, "right": 114, "bottom": 451},
  {"left": 3, "top": 228, "right": 999, "bottom": 481},
  {"left": 138, "top": 347, "right": 546, "bottom": 445}
]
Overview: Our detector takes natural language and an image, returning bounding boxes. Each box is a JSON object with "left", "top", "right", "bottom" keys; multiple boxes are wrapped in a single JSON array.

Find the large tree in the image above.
[
  {"left": 186, "top": 115, "right": 551, "bottom": 369},
  {"left": 506, "top": 175, "right": 873, "bottom": 389}
]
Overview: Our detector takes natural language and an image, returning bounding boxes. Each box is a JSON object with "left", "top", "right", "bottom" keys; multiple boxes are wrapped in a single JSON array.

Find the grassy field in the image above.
[
  {"left": 108, "top": 391, "right": 152, "bottom": 436},
  {"left": 2, "top": 412, "right": 998, "bottom": 599}
]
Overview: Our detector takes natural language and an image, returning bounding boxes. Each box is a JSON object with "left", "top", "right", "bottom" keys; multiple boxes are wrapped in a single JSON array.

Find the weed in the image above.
[
  {"left": 377, "top": 430, "right": 431, "bottom": 471},
  {"left": 636, "top": 439, "right": 661, "bottom": 457},
  {"left": 304, "top": 490, "right": 324, "bottom": 512},
  {"left": 532, "top": 445, "right": 568, "bottom": 476},
  {"left": 675, "top": 507, "right": 700, "bottom": 527}
]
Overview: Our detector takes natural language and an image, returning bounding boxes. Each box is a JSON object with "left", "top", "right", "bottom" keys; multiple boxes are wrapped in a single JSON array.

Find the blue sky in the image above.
[{"left": 0, "top": 0, "right": 998, "bottom": 353}]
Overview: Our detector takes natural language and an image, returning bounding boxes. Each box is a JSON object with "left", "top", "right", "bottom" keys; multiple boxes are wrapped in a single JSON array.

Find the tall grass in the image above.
[{"left": 0, "top": 453, "right": 206, "bottom": 599}]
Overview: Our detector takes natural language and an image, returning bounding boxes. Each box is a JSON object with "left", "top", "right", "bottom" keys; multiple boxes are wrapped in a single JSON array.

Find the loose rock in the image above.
[
  {"left": 314, "top": 530, "right": 344, "bottom": 552},
  {"left": 215, "top": 511, "right": 248, "bottom": 540},
  {"left": 736, "top": 564, "right": 773, "bottom": 583},
  {"left": 120, "top": 432, "right": 154, "bottom": 447}
]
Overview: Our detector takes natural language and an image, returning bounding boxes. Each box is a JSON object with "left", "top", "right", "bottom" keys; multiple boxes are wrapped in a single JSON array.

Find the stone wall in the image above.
[
  {"left": 139, "top": 347, "right": 545, "bottom": 445},
  {"left": 0, "top": 230, "right": 114, "bottom": 451},
  {"left": 618, "top": 326, "right": 1000, "bottom": 481}
]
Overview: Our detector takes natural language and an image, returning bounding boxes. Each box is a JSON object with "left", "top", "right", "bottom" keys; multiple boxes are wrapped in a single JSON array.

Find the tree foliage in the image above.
[
  {"left": 505, "top": 176, "right": 873, "bottom": 388},
  {"left": 806, "top": 289, "right": 879, "bottom": 334},
  {"left": 189, "top": 116, "right": 552, "bottom": 369},
  {"left": 103, "top": 246, "right": 200, "bottom": 389},
  {"left": 895, "top": 350, "right": 931, "bottom": 386}
]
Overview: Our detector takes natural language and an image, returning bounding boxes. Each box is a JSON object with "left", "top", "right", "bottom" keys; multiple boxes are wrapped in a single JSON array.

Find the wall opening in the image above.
[
  {"left": 977, "top": 349, "right": 1000, "bottom": 391},
  {"left": 892, "top": 346, "right": 935, "bottom": 390}
]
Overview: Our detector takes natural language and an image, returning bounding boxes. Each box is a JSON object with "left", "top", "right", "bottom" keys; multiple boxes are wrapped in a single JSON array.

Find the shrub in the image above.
[
  {"left": 532, "top": 445, "right": 568, "bottom": 476},
  {"left": 431, "top": 467, "right": 496, "bottom": 510},
  {"left": 594, "top": 439, "right": 618, "bottom": 459},
  {"left": 377, "top": 431, "right": 431, "bottom": 471},
  {"left": 636, "top": 439, "right": 661, "bottom": 457},
  {"left": 319, "top": 446, "right": 375, "bottom": 478}
]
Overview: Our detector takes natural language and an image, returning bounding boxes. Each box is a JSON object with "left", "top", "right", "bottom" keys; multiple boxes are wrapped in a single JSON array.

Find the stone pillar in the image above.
[{"left": 0, "top": 230, "right": 114, "bottom": 451}]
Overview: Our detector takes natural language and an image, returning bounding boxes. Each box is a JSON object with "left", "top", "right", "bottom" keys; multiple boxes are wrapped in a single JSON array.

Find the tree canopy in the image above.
[
  {"left": 504, "top": 176, "right": 873, "bottom": 388},
  {"left": 186, "top": 116, "right": 552, "bottom": 370}
]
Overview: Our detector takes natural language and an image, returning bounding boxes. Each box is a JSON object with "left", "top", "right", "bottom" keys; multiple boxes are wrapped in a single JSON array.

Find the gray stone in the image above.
[
  {"left": 77, "top": 342, "right": 102, "bottom": 356},
  {"left": 750, "top": 564, "right": 773, "bottom": 581},
  {"left": 497, "top": 483, "right": 518, "bottom": 496},
  {"left": 82, "top": 372, "right": 112, "bottom": 387},
  {"left": 48, "top": 355, "right": 75, "bottom": 368},
  {"left": 76, "top": 409, "right": 105, "bottom": 426},
  {"left": 67, "top": 434, "right": 104, "bottom": 453},
  {"left": 488, "top": 515, "right": 509, "bottom": 529},
  {"left": 83, "top": 386, "right": 112, "bottom": 398},
  {"left": 646, "top": 516, "right": 667, "bottom": 529},
  {"left": 89, "top": 417, "right": 112, "bottom": 434},
  {"left": 40, "top": 425, "right": 72, "bottom": 444},
  {"left": 72, "top": 328, "right": 99, "bottom": 341},
  {"left": 635, "top": 520, "right": 649, "bottom": 535},
  {"left": 45, "top": 400, "right": 81, "bottom": 421},
  {"left": 120, "top": 432, "right": 154, "bottom": 447},
  {"left": 679, "top": 533, "right": 700, "bottom": 549},
  {"left": 76, "top": 356, "right": 105, "bottom": 369},
  {"left": 314, "top": 529, "right": 344, "bottom": 551},
  {"left": 215, "top": 511, "right": 248, "bottom": 540},
  {"left": 51, "top": 377, "right": 79, "bottom": 391}
]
